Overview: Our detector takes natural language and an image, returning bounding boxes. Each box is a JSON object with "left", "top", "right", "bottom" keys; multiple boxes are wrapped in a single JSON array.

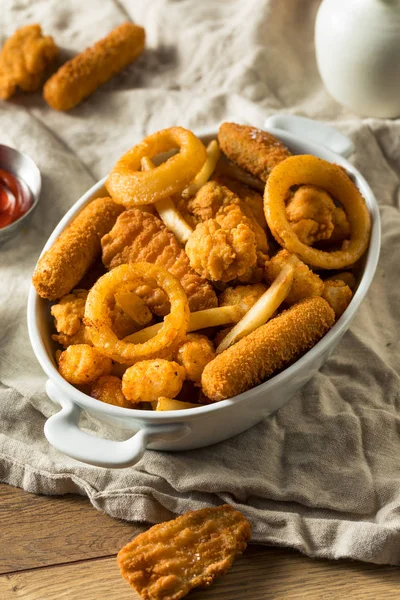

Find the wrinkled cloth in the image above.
[{"left": 1, "top": 0, "right": 400, "bottom": 566}]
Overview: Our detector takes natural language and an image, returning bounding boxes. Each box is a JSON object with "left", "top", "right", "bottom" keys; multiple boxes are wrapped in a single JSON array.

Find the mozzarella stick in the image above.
[
  {"left": 43, "top": 22, "right": 145, "bottom": 111},
  {"left": 32, "top": 197, "right": 124, "bottom": 300},
  {"left": 201, "top": 297, "right": 335, "bottom": 401}
]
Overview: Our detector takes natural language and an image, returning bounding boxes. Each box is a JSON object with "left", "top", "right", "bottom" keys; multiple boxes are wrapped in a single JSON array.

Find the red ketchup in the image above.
[{"left": 0, "top": 168, "right": 33, "bottom": 229}]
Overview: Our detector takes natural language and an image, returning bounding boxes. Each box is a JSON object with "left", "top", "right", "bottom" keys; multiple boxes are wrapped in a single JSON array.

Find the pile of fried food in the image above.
[
  {"left": 118, "top": 504, "right": 251, "bottom": 600},
  {"left": 32, "top": 122, "right": 371, "bottom": 410},
  {"left": 0, "top": 22, "right": 145, "bottom": 109}
]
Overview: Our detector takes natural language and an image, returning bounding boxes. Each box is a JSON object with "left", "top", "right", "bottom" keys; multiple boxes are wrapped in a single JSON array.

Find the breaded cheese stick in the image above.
[
  {"left": 32, "top": 197, "right": 124, "bottom": 300},
  {"left": 43, "top": 22, "right": 145, "bottom": 111},
  {"left": 201, "top": 297, "right": 335, "bottom": 401},
  {"left": 218, "top": 123, "right": 291, "bottom": 183}
]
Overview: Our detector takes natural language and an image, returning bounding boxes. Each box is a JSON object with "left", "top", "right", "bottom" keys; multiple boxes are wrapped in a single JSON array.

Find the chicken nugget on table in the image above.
[
  {"left": 118, "top": 504, "right": 251, "bottom": 600},
  {"left": 0, "top": 24, "right": 58, "bottom": 100}
]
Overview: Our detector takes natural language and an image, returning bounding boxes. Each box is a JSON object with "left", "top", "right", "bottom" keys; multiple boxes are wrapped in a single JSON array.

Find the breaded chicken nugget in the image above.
[
  {"left": 176, "top": 334, "right": 215, "bottom": 383},
  {"left": 43, "top": 23, "right": 145, "bottom": 110},
  {"left": 212, "top": 172, "right": 267, "bottom": 228},
  {"left": 32, "top": 197, "right": 124, "bottom": 300},
  {"left": 122, "top": 359, "right": 186, "bottom": 403},
  {"left": 188, "top": 182, "right": 269, "bottom": 255},
  {"left": 202, "top": 297, "right": 335, "bottom": 401},
  {"left": 186, "top": 212, "right": 257, "bottom": 282},
  {"left": 0, "top": 24, "right": 58, "bottom": 100},
  {"left": 118, "top": 504, "right": 251, "bottom": 600},
  {"left": 322, "top": 279, "right": 353, "bottom": 318},
  {"left": 58, "top": 344, "right": 112, "bottom": 385},
  {"left": 51, "top": 289, "right": 92, "bottom": 348},
  {"left": 265, "top": 249, "right": 324, "bottom": 306},
  {"left": 101, "top": 209, "right": 217, "bottom": 314},
  {"left": 91, "top": 375, "right": 132, "bottom": 408},
  {"left": 218, "top": 123, "right": 291, "bottom": 183}
]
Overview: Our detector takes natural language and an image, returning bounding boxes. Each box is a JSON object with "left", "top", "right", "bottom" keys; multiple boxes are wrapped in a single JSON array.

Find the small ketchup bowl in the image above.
[{"left": 0, "top": 144, "right": 41, "bottom": 244}]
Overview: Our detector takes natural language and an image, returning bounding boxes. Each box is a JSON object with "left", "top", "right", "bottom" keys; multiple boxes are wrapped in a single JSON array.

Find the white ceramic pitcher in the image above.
[{"left": 315, "top": 0, "right": 400, "bottom": 118}]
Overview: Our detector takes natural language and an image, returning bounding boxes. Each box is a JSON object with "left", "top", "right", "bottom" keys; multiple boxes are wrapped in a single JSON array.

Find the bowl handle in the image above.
[
  {"left": 44, "top": 380, "right": 191, "bottom": 468},
  {"left": 264, "top": 114, "right": 355, "bottom": 158}
]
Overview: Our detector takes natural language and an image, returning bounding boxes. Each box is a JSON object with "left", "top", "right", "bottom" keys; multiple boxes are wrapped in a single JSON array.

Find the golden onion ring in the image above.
[
  {"left": 264, "top": 155, "right": 371, "bottom": 269},
  {"left": 106, "top": 127, "right": 207, "bottom": 207},
  {"left": 84, "top": 263, "right": 190, "bottom": 364}
]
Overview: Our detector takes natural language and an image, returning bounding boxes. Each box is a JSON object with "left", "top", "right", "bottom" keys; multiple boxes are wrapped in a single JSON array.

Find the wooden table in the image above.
[{"left": 0, "top": 483, "right": 398, "bottom": 599}]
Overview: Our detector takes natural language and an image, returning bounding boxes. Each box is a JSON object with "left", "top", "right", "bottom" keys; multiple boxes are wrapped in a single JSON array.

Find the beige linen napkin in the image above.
[{"left": 1, "top": 0, "right": 400, "bottom": 565}]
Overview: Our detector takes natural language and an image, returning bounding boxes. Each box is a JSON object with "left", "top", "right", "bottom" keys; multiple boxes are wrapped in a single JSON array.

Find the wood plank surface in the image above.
[
  {"left": 0, "top": 484, "right": 143, "bottom": 574},
  {"left": 1, "top": 483, "right": 398, "bottom": 599},
  {"left": 1, "top": 548, "right": 399, "bottom": 600}
]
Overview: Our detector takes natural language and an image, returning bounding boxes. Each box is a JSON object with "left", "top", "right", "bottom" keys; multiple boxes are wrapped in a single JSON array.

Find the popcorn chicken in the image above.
[
  {"left": 122, "top": 359, "right": 186, "bottom": 403},
  {"left": 58, "top": 344, "right": 112, "bottom": 385}
]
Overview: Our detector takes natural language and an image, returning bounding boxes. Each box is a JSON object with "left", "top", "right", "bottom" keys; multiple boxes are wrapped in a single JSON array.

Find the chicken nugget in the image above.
[
  {"left": 0, "top": 24, "right": 58, "bottom": 100},
  {"left": 101, "top": 209, "right": 217, "bottom": 314},
  {"left": 43, "top": 22, "right": 145, "bottom": 111},
  {"left": 32, "top": 197, "right": 124, "bottom": 300},
  {"left": 118, "top": 504, "right": 251, "bottom": 600},
  {"left": 322, "top": 279, "right": 353, "bottom": 318},
  {"left": 186, "top": 216, "right": 257, "bottom": 282},
  {"left": 212, "top": 171, "right": 267, "bottom": 228},
  {"left": 202, "top": 297, "right": 335, "bottom": 401},
  {"left": 51, "top": 289, "right": 93, "bottom": 348},
  {"left": 122, "top": 359, "right": 186, "bottom": 403},
  {"left": 218, "top": 122, "right": 291, "bottom": 183},
  {"left": 91, "top": 375, "right": 132, "bottom": 408},
  {"left": 176, "top": 334, "right": 215, "bottom": 383},
  {"left": 58, "top": 344, "right": 112, "bottom": 385}
]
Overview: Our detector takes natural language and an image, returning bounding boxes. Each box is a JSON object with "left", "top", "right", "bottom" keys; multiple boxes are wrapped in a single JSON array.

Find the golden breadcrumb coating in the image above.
[
  {"left": 91, "top": 375, "right": 132, "bottom": 408},
  {"left": 265, "top": 249, "right": 324, "bottom": 305},
  {"left": 122, "top": 359, "right": 186, "bottom": 403},
  {"left": 33, "top": 197, "right": 124, "bottom": 301},
  {"left": 186, "top": 211, "right": 257, "bottom": 282},
  {"left": 218, "top": 122, "right": 290, "bottom": 183},
  {"left": 176, "top": 334, "right": 215, "bottom": 383},
  {"left": 211, "top": 172, "right": 267, "bottom": 228},
  {"left": 322, "top": 279, "right": 353, "bottom": 318},
  {"left": 58, "top": 344, "right": 112, "bottom": 385},
  {"left": 101, "top": 209, "right": 217, "bottom": 315},
  {"left": 202, "top": 297, "right": 335, "bottom": 401},
  {"left": 43, "top": 23, "right": 144, "bottom": 111},
  {"left": 0, "top": 24, "right": 58, "bottom": 99},
  {"left": 118, "top": 504, "right": 251, "bottom": 600}
]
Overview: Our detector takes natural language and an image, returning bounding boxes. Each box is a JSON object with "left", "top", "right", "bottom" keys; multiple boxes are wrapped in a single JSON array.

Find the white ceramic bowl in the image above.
[{"left": 27, "top": 115, "right": 380, "bottom": 468}]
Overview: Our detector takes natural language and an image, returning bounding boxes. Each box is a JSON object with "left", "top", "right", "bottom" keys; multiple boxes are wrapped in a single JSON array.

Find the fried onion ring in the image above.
[
  {"left": 106, "top": 127, "right": 207, "bottom": 207},
  {"left": 84, "top": 263, "right": 190, "bottom": 364},
  {"left": 264, "top": 155, "right": 371, "bottom": 269}
]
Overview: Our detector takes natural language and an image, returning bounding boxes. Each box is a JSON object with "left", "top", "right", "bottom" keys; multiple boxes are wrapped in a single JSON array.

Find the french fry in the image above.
[
  {"left": 124, "top": 305, "right": 244, "bottom": 344},
  {"left": 141, "top": 157, "right": 193, "bottom": 244},
  {"left": 216, "top": 261, "right": 295, "bottom": 354},
  {"left": 181, "top": 140, "right": 221, "bottom": 199},
  {"left": 153, "top": 397, "right": 199, "bottom": 411}
]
